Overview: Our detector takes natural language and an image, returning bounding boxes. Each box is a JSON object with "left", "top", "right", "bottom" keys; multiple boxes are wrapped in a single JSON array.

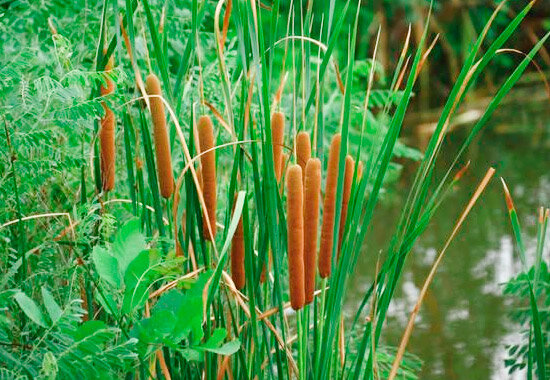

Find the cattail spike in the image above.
[
  {"left": 100, "top": 105, "right": 116, "bottom": 192},
  {"left": 338, "top": 155, "right": 355, "bottom": 254},
  {"left": 286, "top": 164, "right": 305, "bottom": 310},
  {"left": 198, "top": 115, "right": 217, "bottom": 240},
  {"left": 231, "top": 196, "right": 245, "bottom": 290},
  {"left": 303, "top": 158, "right": 321, "bottom": 304},
  {"left": 146, "top": 73, "right": 174, "bottom": 199},
  {"left": 272, "top": 112, "right": 285, "bottom": 182},
  {"left": 319, "top": 133, "right": 341, "bottom": 278},
  {"left": 296, "top": 131, "right": 311, "bottom": 182}
]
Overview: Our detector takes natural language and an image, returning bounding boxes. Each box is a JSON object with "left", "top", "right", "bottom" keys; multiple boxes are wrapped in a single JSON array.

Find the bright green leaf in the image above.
[{"left": 14, "top": 292, "right": 47, "bottom": 327}]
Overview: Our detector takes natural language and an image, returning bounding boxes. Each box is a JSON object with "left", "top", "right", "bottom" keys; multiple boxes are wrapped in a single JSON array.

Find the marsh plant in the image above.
[{"left": 0, "top": 0, "right": 548, "bottom": 379}]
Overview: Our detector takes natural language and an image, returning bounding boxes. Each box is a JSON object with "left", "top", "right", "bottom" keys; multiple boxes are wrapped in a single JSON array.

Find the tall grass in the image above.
[{"left": 1, "top": 0, "right": 549, "bottom": 379}]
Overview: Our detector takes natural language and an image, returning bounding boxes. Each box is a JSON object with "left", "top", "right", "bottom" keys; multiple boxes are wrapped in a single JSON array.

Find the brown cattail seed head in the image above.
[
  {"left": 271, "top": 112, "right": 285, "bottom": 182},
  {"left": 198, "top": 115, "right": 217, "bottom": 240},
  {"left": 296, "top": 131, "right": 311, "bottom": 182},
  {"left": 338, "top": 155, "right": 355, "bottom": 253},
  {"left": 303, "top": 158, "right": 321, "bottom": 304},
  {"left": 100, "top": 105, "right": 116, "bottom": 192},
  {"left": 231, "top": 196, "right": 245, "bottom": 290},
  {"left": 286, "top": 164, "right": 305, "bottom": 310},
  {"left": 146, "top": 73, "right": 174, "bottom": 199},
  {"left": 319, "top": 133, "right": 341, "bottom": 278},
  {"left": 357, "top": 161, "right": 364, "bottom": 181}
]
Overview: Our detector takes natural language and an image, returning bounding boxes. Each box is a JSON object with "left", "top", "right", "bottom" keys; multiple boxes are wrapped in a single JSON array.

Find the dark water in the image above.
[{"left": 348, "top": 90, "right": 550, "bottom": 379}]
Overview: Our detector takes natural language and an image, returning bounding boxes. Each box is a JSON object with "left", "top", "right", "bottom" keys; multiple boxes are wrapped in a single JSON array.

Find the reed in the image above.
[
  {"left": 319, "top": 133, "right": 341, "bottom": 278},
  {"left": 303, "top": 158, "right": 321, "bottom": 304},
  {"left": 198, "top": 115, "right": 217, "bottom": 240},
  {"left": 145, "top": 73, "right": 174, "bottom": 199},
  {"left": 286, "top": 164, "right": 305, "bottom": 310}
]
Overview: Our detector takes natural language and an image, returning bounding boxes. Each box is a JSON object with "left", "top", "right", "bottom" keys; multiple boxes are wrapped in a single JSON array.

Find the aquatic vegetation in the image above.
[{"left": 0, "top": 0, "right": 548, "bottom": 379}]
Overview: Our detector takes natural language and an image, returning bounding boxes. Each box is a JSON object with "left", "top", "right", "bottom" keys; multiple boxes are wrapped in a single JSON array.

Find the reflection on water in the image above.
[{"left": 348, "top": 92, "right": 550, "bottom": 379}]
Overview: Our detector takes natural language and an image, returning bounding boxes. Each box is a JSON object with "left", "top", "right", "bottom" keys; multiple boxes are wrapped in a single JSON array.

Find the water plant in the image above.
[{"left": 0, "top": 0, "right": 548, "bottom": 379}]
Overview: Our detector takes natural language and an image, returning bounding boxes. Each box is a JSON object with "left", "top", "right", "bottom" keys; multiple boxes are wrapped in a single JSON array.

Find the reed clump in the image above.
[
  {"left": 145, "top": 73, "right": 174, "bottom": 199},
  {"left": 198, "top": 115, "right": 217, "bottom": 240},
  {"left": 319, "top": 133, "right": 341, "bottom": 278},
  {"left": 303, "top": 157, "right": 321, "bottom": 304},
  {"left": 286, "top": 164, "right": 305, "bottom": 310}
]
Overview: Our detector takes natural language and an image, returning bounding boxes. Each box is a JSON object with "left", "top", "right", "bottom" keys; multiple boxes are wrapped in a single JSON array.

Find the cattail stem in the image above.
[
  {"left": 286, "top": 164, "right": 305, "bottom": 310},
  {"left": 296, "top": 131, "right": 311, "bottom": 183},
  {"left": 146, "top": 73, "right": 174, "bottom": 199},
  {"left": 198, "top": 115, "right": 217, "bottom": 240},
  {"left": 303, "top": 158, "right": 321, "bottom": 304},
  {"left": 338, "top": 155, "right": 355, "bottom": 254},
  {"left": 271, "top": 112, "right": 285, "bottom": 182},
  {"left": 319, "top": 133, "right": 341, "bottom": 278}
]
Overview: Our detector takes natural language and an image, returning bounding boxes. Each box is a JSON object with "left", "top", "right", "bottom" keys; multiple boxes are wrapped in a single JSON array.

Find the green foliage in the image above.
[
  {"left": 2, "top": 287, "right": 137, "bottom": 379},
  {"left": 0, "top": 0, "right": 546, "bottom": 378},
  {"left": 503, "top": 262, "right": 550, "bottom": 377},
  {"left": 131, "top": 274, "right": 240, "bottom": 360}
]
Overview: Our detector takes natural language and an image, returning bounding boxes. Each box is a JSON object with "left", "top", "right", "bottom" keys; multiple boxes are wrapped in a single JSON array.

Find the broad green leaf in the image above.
[
  {"left": 92, "top": 246, "right": 122, "bottom": 288},
  {"left": 202, "top": 328, "right": 227, "bottom": 349},
  {"left": 41, "top": 287, "right": 62, "bottom": 324},
  {"left": 131, "top": 309, "right": 176, "bottom": 344},
  {"left": 71, "top": 320, "right": 107, "bottom": 341},
  {"left": 14, "top": 292, "right": 46, "bottom": 327},
  {"left": 200, "top": 340, "right": 241, "bottom": 356},
  {"left": 122, "top": 250, "right": 155, "bottom": 314},
  {"left": 112, "top": 219, "right": 147, "bottom": 274}
]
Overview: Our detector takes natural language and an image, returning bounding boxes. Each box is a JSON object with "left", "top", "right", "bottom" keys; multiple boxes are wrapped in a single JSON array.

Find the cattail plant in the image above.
[
  {"left": 198, "top": 115, "right": 217, "bottom": 240},
  {"left": 231, "top": 195, "right": 245, "bottom": 290},
  {"left": 99, "top": 106, "right": 116, "bottom": 191},
  {"left": 145, "top": 73, "right": 174, "bottom": 199},
  {"left": 303, "top": 158, "right": 321, "bottom": 304},
  {"left": 319, "top": 133, "right": 341, "bottom": 278},
  {"left": 286, "top": 164, "right": 305, "bottom": 310},
  {"left": 338, "top": 155, "right": 355, "bottom": 253},
  {"left": 296, "top": 131, "right": 311, "bottom": 183},
  {"left": 271, "top": 111, "right": 285, "bottom": 182},
  {"left": 99, "top": 54, "right": 116, "bottom": 192}
]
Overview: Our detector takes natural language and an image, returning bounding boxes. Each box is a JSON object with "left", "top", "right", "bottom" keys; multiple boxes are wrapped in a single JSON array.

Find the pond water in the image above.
[{"left": 347, "top": 88, "right": 550, "bottom": 379}]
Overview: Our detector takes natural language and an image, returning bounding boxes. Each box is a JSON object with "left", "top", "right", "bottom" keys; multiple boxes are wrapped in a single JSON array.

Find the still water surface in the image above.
[{"left": 348, "top": 93, "right": 550, "bottom": 379}]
